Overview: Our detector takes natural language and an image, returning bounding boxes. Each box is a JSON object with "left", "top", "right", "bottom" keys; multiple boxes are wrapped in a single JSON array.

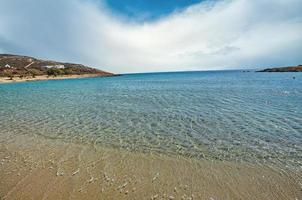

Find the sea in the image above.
[{"left": 0, "top": 70, "right": 301, "bottom": 170}]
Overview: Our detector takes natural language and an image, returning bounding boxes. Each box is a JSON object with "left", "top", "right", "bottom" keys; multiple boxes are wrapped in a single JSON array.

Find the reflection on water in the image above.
[{"left": 0, "top": 71, "right": 301, "bottom": 169}]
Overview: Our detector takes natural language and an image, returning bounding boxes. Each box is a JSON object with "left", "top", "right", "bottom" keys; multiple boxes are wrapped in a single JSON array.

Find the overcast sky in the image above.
[{"left": 0, "top": 0, "right": 301, "bottom": 73}]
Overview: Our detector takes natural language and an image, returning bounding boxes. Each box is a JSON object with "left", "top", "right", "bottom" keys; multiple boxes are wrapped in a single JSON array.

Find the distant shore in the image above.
[
  {"left": 0, "top": 74, "right": 113, "bottom": 84},
  {"left": 257, "top": 65, "right": 302, "bottom": 72},
  {"left": 0, "top": 54, "right": 114, "bottom": 84}
]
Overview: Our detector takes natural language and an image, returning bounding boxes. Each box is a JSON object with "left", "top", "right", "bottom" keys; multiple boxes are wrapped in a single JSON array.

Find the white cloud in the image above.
[{"left": 0, "top": 0, "right": 301, "bottom": 73}]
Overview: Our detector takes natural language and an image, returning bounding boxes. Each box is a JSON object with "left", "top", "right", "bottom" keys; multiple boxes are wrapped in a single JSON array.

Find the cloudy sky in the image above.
[{"left": 0, "top": 0, "right": 301, "bottom": 73}]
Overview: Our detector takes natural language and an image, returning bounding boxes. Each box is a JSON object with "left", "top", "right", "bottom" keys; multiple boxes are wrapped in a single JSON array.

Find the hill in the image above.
[
  {"left": 0, "top": 54, "right": 113, "bottom": 78},
  {"left": 257, "top": 65, "right": 302, "bottom": 72}
]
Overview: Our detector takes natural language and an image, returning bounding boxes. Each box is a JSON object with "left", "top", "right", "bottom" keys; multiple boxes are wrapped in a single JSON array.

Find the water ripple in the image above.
[{"left": 0, "top": 71, "right": 301, "bottom": 170}]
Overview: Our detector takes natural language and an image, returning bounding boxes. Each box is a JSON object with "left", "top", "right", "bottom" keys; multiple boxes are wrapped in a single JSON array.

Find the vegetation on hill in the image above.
[{"left": 0, "top": 54, "right": 113, "bottom": 78}]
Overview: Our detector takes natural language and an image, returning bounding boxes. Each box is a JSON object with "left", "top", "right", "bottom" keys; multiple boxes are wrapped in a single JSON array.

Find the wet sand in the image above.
[
  {"left": 0, "top": 74, "right": 109, "bottom": 84},
  {"left": 0, "top": 133, "right": 301, "bottom": 200}
]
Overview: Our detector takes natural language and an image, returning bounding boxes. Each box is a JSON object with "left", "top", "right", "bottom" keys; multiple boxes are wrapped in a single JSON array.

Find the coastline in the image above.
[
  {"left": 0, "top": 74, "right": 113, "bottom": 84},
  {"left": 0, "top": 132, "right": 301, "bottom": 200}
]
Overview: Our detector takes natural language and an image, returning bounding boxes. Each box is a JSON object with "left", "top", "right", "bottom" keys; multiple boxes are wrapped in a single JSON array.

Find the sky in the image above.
[
  {"left": 0, "top": 0, "right": 301, "bottom": 74},
  {"left": 105, "top": 0, "right": 203, "bottom": 21}
]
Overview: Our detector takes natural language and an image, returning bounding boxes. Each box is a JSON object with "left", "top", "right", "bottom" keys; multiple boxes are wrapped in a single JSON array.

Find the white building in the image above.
[
  {"left": 0, "top": 64, "right": 14, "bottom": 69},
  {"left": 44, "top": 65, "right": 65, "bottom": 69},
  {"left": 4, "top": 64, "right": 12, "bottom": 68}
]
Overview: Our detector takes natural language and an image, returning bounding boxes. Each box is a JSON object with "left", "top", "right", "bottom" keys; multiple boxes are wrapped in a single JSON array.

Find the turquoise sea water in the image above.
[{"left": 0, "top": 71, "right": 301, "bottom": 169}]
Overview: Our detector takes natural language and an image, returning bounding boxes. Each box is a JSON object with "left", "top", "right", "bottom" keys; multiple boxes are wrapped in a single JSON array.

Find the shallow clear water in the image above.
[{"left": 0, "top": 71, "right": 301, "bottom": 169}]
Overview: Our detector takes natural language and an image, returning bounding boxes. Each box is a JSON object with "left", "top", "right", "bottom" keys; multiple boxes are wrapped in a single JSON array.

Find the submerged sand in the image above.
[{"left": 0, "top": 132, "right": 301, "bottom": 200}]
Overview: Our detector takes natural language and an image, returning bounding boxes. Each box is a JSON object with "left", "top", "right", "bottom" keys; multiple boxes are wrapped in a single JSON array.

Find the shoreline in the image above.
[
  {"left": 0, "top": 74, "right": 114, "bottom": 84},
  {"left": 0, "top": 132, "right": 301, "bottom": 200}
]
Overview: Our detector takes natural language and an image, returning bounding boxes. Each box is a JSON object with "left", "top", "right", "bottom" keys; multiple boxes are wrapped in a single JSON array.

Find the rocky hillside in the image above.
[
  {"left": 0, "top": 54, "right": 113, "bottom": 77},
  {"left": 257, "top": 65, "right": 302, "bottom": 72}
]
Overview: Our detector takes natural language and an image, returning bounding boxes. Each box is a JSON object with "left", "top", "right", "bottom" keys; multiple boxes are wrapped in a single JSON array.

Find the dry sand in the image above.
[
  {"left": 0, "top": 132, "right": 301, "bottom": 200},
  {"left": 0, "top": 74, "right": 107, "bottom": 84}
]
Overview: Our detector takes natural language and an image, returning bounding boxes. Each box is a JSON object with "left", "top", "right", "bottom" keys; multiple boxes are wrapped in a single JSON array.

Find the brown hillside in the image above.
[
  {"left": 257, "top": 65, "right": 302, "bottom": 72},
  {"left": 0, "top": 54, "right": 113, "bottom": 77}
]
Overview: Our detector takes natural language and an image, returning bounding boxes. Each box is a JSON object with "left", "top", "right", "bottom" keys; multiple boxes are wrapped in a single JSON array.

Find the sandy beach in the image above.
[
  {"left": 0, "top": 132, "right": 301, "bottom": 200},
  {"left": 0, "top": 74, "right": 110, "bottom": 84}
]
